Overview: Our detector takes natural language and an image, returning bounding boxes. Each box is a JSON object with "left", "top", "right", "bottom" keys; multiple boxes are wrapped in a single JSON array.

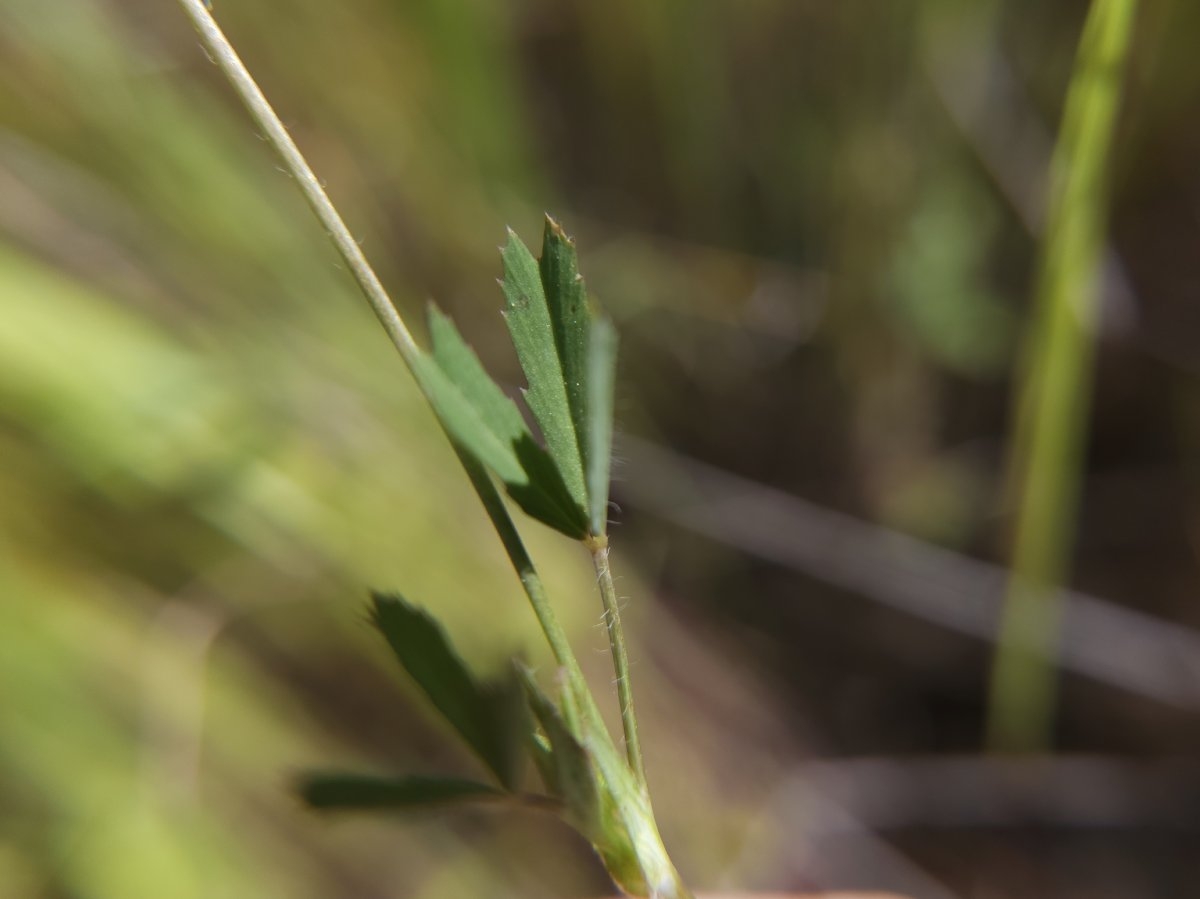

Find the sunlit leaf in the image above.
[
  {"left": 422, "top": 305, "right": 588, "bottom": 537},
  {"left": 539, "top": 217, "right": 592, "bottom": 477},
  {"left": 500, "top": 229, "right": 588, "bottom": 515},
  {"left": 296, "top": 772, "right": 503, "bottom": 812},
  {"left": 585, "top": 315, "right": 618, "bottom": 536},
  {"left": 428, "top": 303, "right": 532, "bottom": 454},
  {"left": 370, "top": 592, "right": 524, "bottom": 790}
]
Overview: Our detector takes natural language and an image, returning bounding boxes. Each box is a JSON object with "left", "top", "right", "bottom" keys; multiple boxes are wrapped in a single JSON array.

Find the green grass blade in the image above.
[
  {"left": 500, "top": 229, "right": 588, "bottom": 514},
  {"left": 987, "top": 0, "right": 1140, "bottom": 752},
  {"left": 370, "top": 593, "right": 524, "bottom": 789},
  {"left": 585, "top": 316, "right": 618, "bottom": 537},
  {"left": 296, "top": 772, "right": 504, "bottom": 812}
]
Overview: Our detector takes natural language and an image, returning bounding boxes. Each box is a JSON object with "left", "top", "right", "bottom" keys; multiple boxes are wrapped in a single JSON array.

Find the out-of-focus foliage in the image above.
[{"left": 4, "top": 0, "right": 1200, "bottom": 897}]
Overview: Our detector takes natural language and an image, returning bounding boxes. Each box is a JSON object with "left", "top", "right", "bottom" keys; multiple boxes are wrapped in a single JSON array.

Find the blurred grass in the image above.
[
  {"left": 0, "top": 2, "right": 582, "bottom": 895},
  {"left": 987, "top": 0, "right": 1140, "bottom": 753},
  {"left": 2, "top": 0, "right": 1198, "bottom": 896}
]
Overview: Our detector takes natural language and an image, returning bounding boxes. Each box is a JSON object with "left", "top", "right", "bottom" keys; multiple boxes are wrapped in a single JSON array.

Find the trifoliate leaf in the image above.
[{"left": 415, "top": 223, "right": 617, "bottom": 542}]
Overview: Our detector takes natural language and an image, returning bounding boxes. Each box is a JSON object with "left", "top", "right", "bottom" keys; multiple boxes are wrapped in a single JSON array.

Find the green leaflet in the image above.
[
  {"left": 370, "top": 592, "right": 524, "bottom": 790},
  {"left": 428, "top": 303, "right": 530, "bottom": 460},
  {"left": 540, "top": 218, "right": 619, "bottom": 538},
  {"left": 500, "top": 228, "right": 590, "bottom": 519},
  {"left": 418, "top": 223, "right": 617, "bottom": 540},
  {"left": 539, "top": 218, "right": 592, "bottom": 486},
  {"left": 503, "top": 220, "right": 618, "bottom": 539},
  {"left": 585, "top": 315, "right": 618, "bottom": 536},
  {"left": 411, "top": 353, "right": 523, "bottom": 486},
  {"left": 415, "top": 305, "right": 588, "bottom": 539},
  {"left": 296, "top": 773, "right": 504, "bottom": 812}
]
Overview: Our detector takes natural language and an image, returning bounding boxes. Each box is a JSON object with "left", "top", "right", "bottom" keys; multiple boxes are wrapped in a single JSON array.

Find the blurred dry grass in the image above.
[{"left": 3, "top": 0, "right": 1200, "bottom": 897}]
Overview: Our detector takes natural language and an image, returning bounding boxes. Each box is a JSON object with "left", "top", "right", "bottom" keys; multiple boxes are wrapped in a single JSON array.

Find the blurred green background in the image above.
[{"left": 3, "top": 0, "right": 1200, "bottom": 896}]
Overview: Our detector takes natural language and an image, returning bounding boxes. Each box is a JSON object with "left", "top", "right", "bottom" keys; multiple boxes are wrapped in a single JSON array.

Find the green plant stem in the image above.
[
  {"left": 591, "top": 543, "right": 647, "bottom": 786},
  {"left": 462, "top": 430, "right": 687, "bottom": 899},
  {"left": 174, "top": 5, "right": 686, "bottom": 892},
  {"left": 171, "top": 0, "right": 594, "bottom": 711},
  {"left": 173, "top": 0, "right": 420, "bottom": 367},
  {"left": 456, "top": 447, "right": 579, "bottom": 670},
  {"left": 987, "top": 0, "right": 1138, "bottom": 752}
]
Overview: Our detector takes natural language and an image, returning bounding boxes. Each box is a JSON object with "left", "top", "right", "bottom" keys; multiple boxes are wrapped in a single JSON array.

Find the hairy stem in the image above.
[{"left": 591, "top": 544, "right": 647, "bottom": 786}]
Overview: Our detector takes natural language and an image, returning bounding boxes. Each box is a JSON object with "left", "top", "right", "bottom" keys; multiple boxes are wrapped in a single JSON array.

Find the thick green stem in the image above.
[
  {"left": 987, "top": 0, "right": 1139, "bottom": 751},
  {"left": 591, "top": 544, "right": 647, "bottom": 787}
]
